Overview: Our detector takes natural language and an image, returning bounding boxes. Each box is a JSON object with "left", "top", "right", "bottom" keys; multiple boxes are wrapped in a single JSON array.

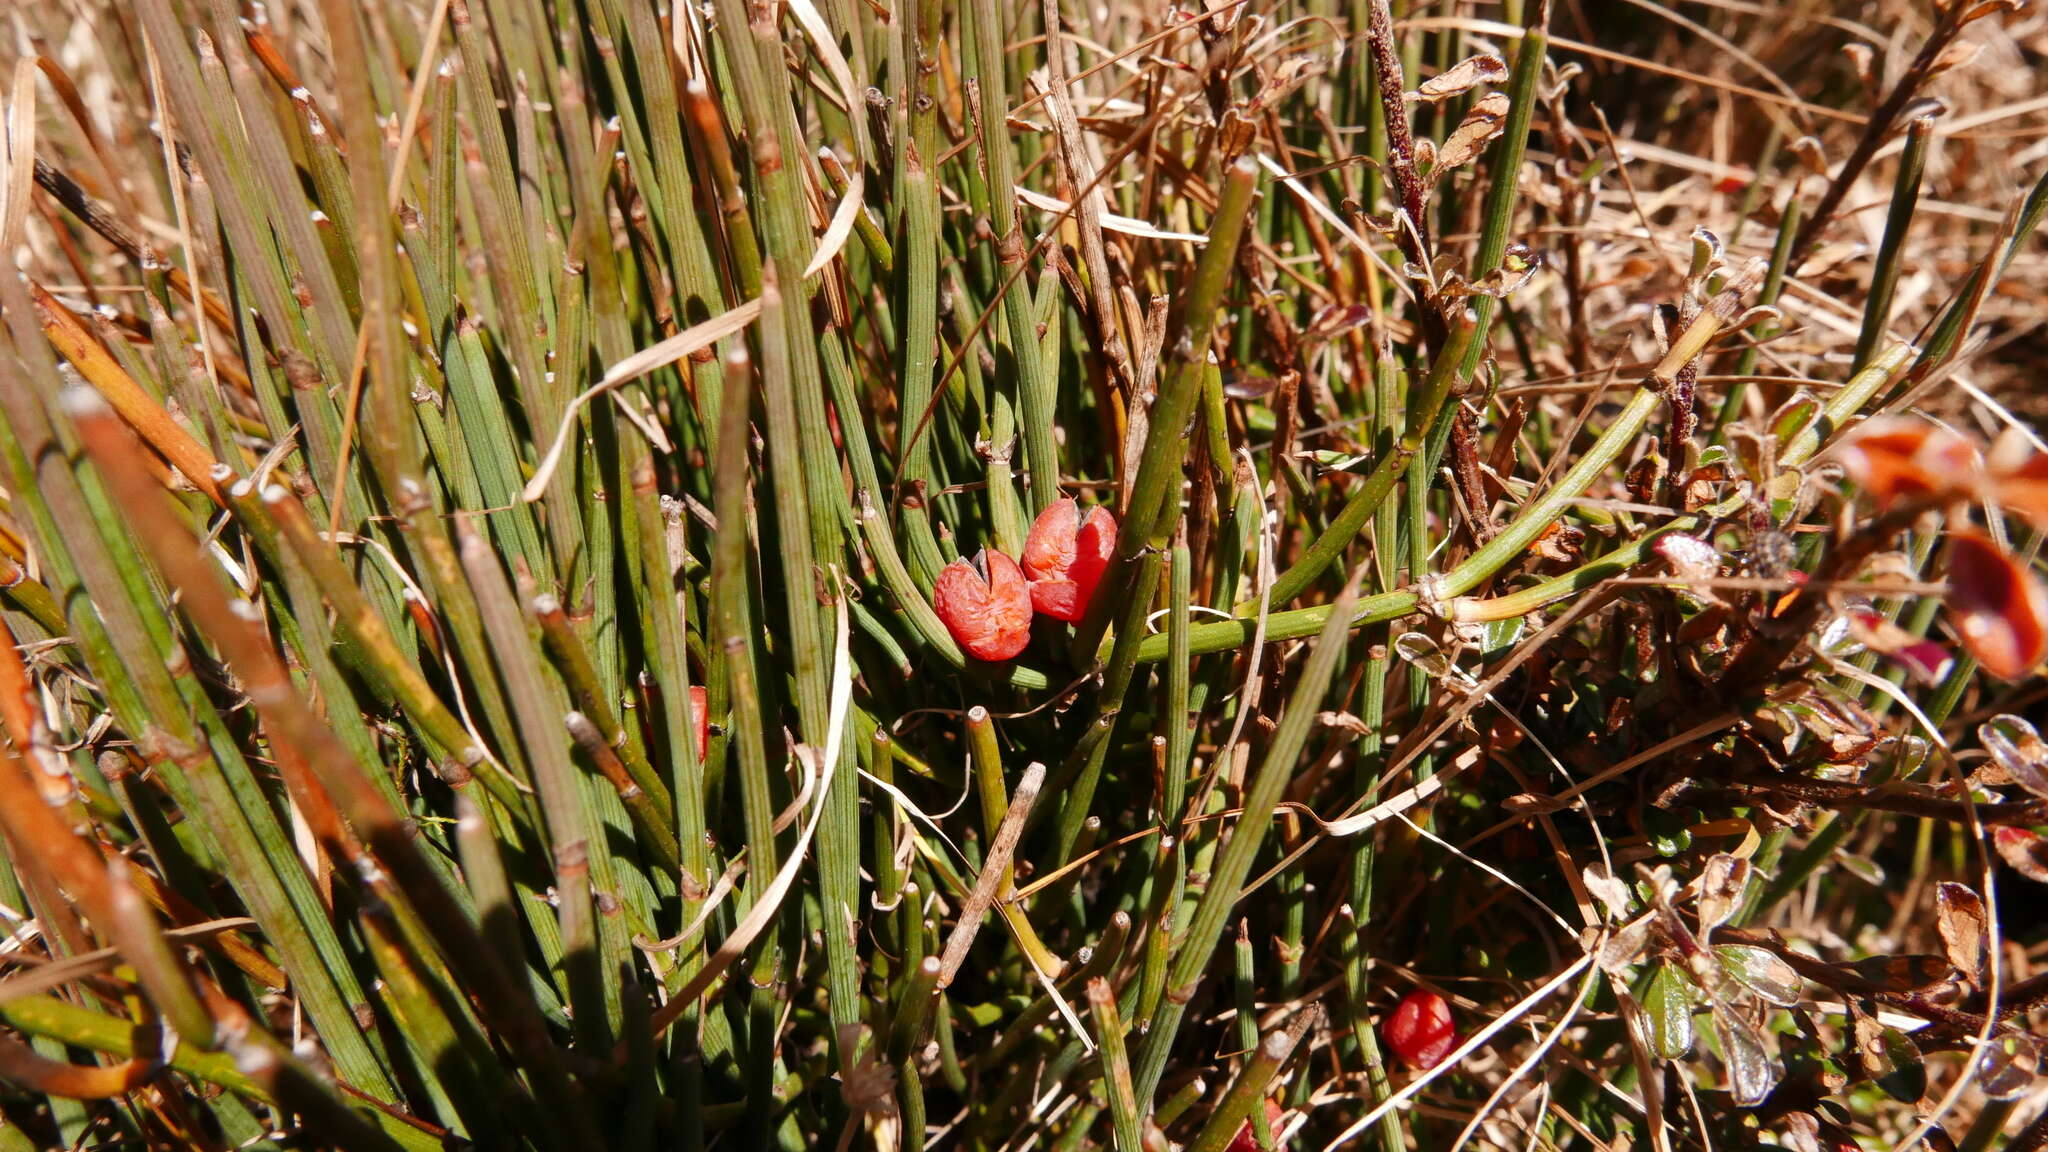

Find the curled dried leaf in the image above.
[
  {"left": 1978, "top": 714, "right": 2048, "bottom": 799},
  {"left": 1583, "top": 864, "right": 1636, "bottom": 921},
  {"left": 1835, "top": 417, "right": 1976, "bottom": 510},
  {"left": 1946, "top": 530, "right": 2048, "bottom": 681},
  {"left": 1532, "top": 520, "right": 1585, "bottom": 564},
  {"left": 1413, "top": 54, "right": 1509, "bottom": 102},
  {"left": 1696, "top": 854, "right": 1749, "bottom": 934},
  {"left": 1433, "top": 93, "right": 1512, "bottom": 174},
  {"left": 1317, "top": 710, "right": 1371, "bottom": 734},
  {"left": 1994, "top": 447, "right": 2048, "bottom": 525},
  {"left": 1845, "top": 610, "right": 1954, "bottom": 686},
  {"left": 1933, "top": 882, "right": 1986, "bottom": 982},
  {"left": 1993, "top": 827, "right": 2048, "bottom": 883}
]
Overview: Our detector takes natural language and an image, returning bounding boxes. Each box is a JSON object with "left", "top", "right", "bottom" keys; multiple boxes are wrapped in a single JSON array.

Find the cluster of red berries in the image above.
[{"left": 932, "top": 499, "right": 1116, "bottom": 661}]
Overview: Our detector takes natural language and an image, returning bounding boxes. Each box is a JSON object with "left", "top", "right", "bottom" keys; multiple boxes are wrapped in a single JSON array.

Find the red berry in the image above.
[
  {"left": 1384, "top": 989, "right": 1456, "bottom": 1070},
  {"left": 933, "top": 550, "right": 1034, "bottom": 661},
  {"left": 689, "top": 685, "right": 709, "bottom": 763},
  {"left": 1021, "top": 498, "right": 1116, "bottom": 623}
]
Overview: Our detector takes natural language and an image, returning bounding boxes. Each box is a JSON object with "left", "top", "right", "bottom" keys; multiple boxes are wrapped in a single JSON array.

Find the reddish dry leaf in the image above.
[
  {"left": 1945, "top": 530, "right": 2048, "bottom": 681},
  {"left": 1993, "top": 827, "right": 2048, "bottom": 883},
  {"left": 1995, "top": 448, "right": 2048, "bottom": 524},
  {"left": 1836, "top": 417, "right": 1976, "bottom": 509},
  {"left": 1845, "top": 610, "right": 1954, "bottom": 685}
]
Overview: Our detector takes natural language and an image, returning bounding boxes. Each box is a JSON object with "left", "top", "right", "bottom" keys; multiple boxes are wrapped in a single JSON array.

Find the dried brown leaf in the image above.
[
  {"left": 1413, "top": 54, "right": 1509, "bottom": 102},
  {"left": 1933, "top": 882, "right": 1986, "bottom": 982},
  {"left": 1433, "top": 93, "right": 1511, "bottom": 174}
]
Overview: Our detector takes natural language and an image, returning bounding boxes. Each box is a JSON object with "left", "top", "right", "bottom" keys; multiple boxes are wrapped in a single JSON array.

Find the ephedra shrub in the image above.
[{"left": 0, "top": 0, "right": 2044, "bottom": 1148}]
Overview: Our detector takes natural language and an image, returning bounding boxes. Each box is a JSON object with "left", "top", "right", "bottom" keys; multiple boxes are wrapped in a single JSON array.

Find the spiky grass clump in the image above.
[{"left": 1, "top": 0, "right": 2045, "bottom": 1149}]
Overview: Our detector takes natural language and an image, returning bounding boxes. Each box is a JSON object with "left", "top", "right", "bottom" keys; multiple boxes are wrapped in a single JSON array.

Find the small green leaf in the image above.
[
  {"left": 1634, "top": 962, "right": 1697, "bottom": 1061},
  {"left": 1646, "top": 808, "right": 1693, "bottom": 856},
  {"left": 1837, "top": 853, "right": 1886, "bottom": 887},
  {"left": 1481, "top": 615, "right": 1525, "bottom": 659},
  {"left": 1768, "top": 390, "right": 1823, "bottom": 445},
  {"left": 1873, "top": 1026, "right": 1926, "bottom": 1102}
]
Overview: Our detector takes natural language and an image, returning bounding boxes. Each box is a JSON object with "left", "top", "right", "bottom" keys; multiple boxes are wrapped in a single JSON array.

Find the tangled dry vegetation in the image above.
[{"left": 1, "top": 0, "right": 2046, "bottom": 1148}]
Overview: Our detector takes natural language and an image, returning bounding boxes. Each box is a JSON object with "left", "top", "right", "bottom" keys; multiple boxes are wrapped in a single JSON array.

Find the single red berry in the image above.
[
  {"left": 934, "top": 549, "right": 1034, "bottom": 661},
  {"left": 689, "top": 685, "right": 710, "bottom": 763},
  {"left": 1384, "top": 989, "right": 1456, "bottom": 1070},
  {"left": 1713, "top": 169, "right": 1755, "bottom": 195},
  {"left": 1021, "top": 498, "right": 1117, "bottom": 623}
]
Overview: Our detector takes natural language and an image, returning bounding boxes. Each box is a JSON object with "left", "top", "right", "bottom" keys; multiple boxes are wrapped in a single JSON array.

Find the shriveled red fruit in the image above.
[
  {"left": 934, "top": 550, "right": 1034, "bottom": 661},
  {"left": 1384, "top": 989, "right": 1456, "bottom": 1070},
  {"left": 689, "top": 685, "right": 710, "bottom": 763},
  {"left": 1021, "top": 498, "right": 1117, "bottom": 623},
  {"left": 1835, "top": 417, "right": 1975, "bottom": 509},
  {"left": 1947, "top": 529, "right": 2048, "bottom": 682}
]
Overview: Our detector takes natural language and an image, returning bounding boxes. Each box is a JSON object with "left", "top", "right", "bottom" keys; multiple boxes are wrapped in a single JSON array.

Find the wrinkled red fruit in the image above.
[
  {"left": 689, "top": 685, "right": 710, "bottom": 763},
  {"left": 1021, "top": 498, "right": 1116, "bottom": 623},
  {"left": 1384, "top": 989, "right": 1457, "bottom": 1070},
  {"left": 934, "top": 550, "right": 1034, "bottom": 661},
  {"left": 1947, "top": 529, "right": 2048, "bottom": 682}
]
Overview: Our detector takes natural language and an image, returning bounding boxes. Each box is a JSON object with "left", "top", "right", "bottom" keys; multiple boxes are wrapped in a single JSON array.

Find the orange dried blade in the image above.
[
  {"left": 124, "top": 857, "right": 289, "bottom": 989},
  {"left": 30, "top": 280, "right": 223, "bottom": 504}
]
